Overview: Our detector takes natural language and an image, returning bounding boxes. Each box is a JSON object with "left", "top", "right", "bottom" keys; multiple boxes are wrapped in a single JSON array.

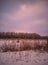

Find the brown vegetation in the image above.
[{"left": 0, "top": 39, "right": 48, "bottom": 52}]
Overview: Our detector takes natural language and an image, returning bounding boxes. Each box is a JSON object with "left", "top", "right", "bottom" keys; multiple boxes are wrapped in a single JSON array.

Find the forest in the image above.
[{"left": 0, "top": 32, "right": 48, "bottom": 39}]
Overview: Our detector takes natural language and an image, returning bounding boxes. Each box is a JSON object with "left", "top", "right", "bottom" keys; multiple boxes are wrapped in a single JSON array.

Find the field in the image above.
[
  {"left": 0, "top": 39, "right": 48, "bottom": 65},
  {"left": 0, "top": 50, "right": 48, "bottom": 65}
]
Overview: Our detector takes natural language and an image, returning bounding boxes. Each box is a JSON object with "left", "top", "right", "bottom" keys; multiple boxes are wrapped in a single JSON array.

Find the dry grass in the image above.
[{"left": 0, "top": 39, "right": 48, "bottom": 52}]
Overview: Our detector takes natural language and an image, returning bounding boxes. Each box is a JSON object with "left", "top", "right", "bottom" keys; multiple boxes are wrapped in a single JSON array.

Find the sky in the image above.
[{"left": 0, "top": 0, "right": 48, "bottom": 36}]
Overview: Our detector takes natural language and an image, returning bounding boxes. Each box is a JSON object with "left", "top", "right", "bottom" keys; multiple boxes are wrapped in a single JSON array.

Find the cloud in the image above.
[
  {"left": 0, "top": 0, "right": 48, "bottom": 35},
  {"left": 2, "top": 1, "right": 47, "bottom": 21}
]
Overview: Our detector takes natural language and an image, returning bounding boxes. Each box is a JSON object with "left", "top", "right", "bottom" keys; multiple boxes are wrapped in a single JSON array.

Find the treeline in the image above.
[{"left": 0, "top": 32, "right": 48, "bottom": 39}]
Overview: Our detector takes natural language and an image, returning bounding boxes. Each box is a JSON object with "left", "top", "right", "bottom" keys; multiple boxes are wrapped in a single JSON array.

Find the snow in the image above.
[
  {"left": 0, "top": 39, "right": 48, "bottom": 65},
  {"left": 0, "top": 50, "right": 48, "bottom": 65}
]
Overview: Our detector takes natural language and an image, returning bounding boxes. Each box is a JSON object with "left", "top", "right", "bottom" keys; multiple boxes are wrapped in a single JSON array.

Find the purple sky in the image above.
[{"left": 0, "top": 0, "right": 48, "bottom": 36}]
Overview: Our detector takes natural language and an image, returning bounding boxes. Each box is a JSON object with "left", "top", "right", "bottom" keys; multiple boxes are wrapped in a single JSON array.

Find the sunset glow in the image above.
[{"left": 0, "top": 0, "right": 48, "bottom": 36}]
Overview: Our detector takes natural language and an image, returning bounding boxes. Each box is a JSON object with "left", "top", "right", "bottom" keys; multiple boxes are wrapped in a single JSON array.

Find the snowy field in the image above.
[
  {"left": 0, "top": 50, "right": 48, "bottom": 65},
  {"left": 0, "top": 39, "right": 48, "bottom": 65}
]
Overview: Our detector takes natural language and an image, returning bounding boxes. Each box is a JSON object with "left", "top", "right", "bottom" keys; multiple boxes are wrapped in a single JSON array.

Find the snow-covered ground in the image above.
[
  {"left": 0, "top": 50, "right": 48, "bottom": 65},
  {"left": 0, "top": 39, "right": 48, "bottom": 65}
]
